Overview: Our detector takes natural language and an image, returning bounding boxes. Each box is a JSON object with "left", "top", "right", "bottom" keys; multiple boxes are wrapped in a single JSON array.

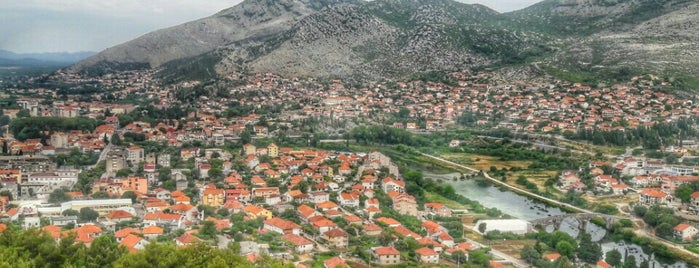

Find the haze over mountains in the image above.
[
  {"left": 0, "top": 50, "right": 95, "bottom": 67},
  {"left": 69, "top": 0, "right": 699, "bottom": 85}
]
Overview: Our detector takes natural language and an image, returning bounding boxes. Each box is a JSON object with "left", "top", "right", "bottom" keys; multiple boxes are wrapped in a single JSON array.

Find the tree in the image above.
[
  {"left": 0, "top": 190, "right": 12, "bottom": 201},
  {"left": 655, "top": 222, "right": 674, "bottom": 238},
  {"left": 675, "top": 183, "right": 696, "bottom": 203},
  {"left": 577, "top": 233, "right": 602, "bottom": 263},
  {"left": 199, "top": 220, "right": 217, "bottom": 240},
  {"left": 478, "top": 222, "right": 487, "bottom": 234},
  {"left": 62, "top": 209, "right": 79, "bottom": 217},
  {"left": 121, "top": 191, "right": 137, "bottom": 203},
  {"left": 623, "top": 255, "right": 637, "bottom": 268},
  {"left": 521, "top": 245, "right": 541, "bottom": 265},
  {"left": 79, "top": 207, "right": 99, "bottom": 222},
  {"left": 110, "top": 133, "right": 122, "bottom": 146},
  {"left": 605, "top": 249, "right": 622, "bottom": 267},
  {"left": 48, "top": 188, "right": 72, "bottom": 204},
  {"left": 116, "top": 168, "right": 132, "bottom": 178},
  {"left": 83, "top": 235, "right": 127, "bottom": 267},
  {"left": 91, "top": 191, "right": 110, "bottom": 199},
  {"left": 556, "top": 240, "right": 575, "bottom": 259}
]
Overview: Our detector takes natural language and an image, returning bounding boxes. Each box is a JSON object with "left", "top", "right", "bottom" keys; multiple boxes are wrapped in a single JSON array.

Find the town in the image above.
[{"left": 0, "top": 69, "right": 698, "bottom": 267}]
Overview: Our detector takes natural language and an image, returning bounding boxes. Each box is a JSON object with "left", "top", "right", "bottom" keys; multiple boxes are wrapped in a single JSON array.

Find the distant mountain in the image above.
[
  {"left": 69, "top": 0, "right": 699, "bottom": 87},
  {"left": 0, "top": 50, "right": 96, "bottom": 67}
]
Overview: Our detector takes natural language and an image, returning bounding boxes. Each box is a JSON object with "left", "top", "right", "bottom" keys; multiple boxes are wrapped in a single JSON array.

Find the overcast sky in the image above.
[{"left": 0, "top": 0, "right": 541, "bottom": 53}]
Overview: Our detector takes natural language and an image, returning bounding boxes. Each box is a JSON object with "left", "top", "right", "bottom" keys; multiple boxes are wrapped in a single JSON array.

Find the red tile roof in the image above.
[{"left": 375, "top": 246, "right": 400, "bottom": 255}]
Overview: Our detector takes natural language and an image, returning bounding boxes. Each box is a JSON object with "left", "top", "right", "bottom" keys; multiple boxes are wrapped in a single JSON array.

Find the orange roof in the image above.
[
  {"left": 323, "top": 257, "right": 349, "bottom": 268},
  {"left": 597, "top": 260, "right": 611, "bottom": 268},
  {"left": 76, "top": 224, "right": 102, "bottom": 235},
  {"left": 282, "top": 233, "right": 312, "bottom": 246},
  {"left": 316, "top": 201, "right": 338, "bottom": 209},
  {"left": 297, "top": 205, "right": 317, "bottom": 218},
  {"left": 489, "top": 261, "right": 505, "bottom": 268},
  {"left": 376, "top": 217, "right": 401, "bottom": 226},
  {"left": 312, "top": 219, "right": 337, "bottom": 228},
  {"left": 375, "top": 246, "right": 400, "bottom": 255},
  {"left": 171, "top": 190, "right": 186, "bottom": 198},
  {"left": 203, "top": 188, "right": 224, "bottom": 195},
  {"left": 0, "top": 223, "right": 6, "bottom": 233},
  {"left": 176, "top": 233, "right": 200, "bottom": 245},
  {"left": 640, "top": 188, "right": 667, "bottom": 198},
  {"left": 43, "top": 225, "right": 62, "bottom": 239},
  {"left": 674, "top": 223, "right": 692, "bottom": 231},
  {"left": 107, "top": 210, "right": 134, "bottom": 219},
  {"left": 323, "top": 228, "right": 348, "bottom": 238},
  {"left": 692, "top": 191, "right": 699, "bottom": 199},
  {"left": 120, "top": 234, "right": 143, "bottom": 253},
  {"left": 544, "top": 253, "right": 561, "bottom": 261},
  {"left": 170, "top": 203, "right": 194, "bottom": 212},
  {"left": 265, "top": 217, "right": 301, "bottom": 230},
  {"left": 142, "top": 225, "right": 164, "bottom": 235},
  {"left": 415, "top": 247, "right": 437, "bottom": 256},
  {"left": 115, "top": 227, "right": 141, "bottom": 238},
  {"left": 363, "top": 223, "right": 382, "bottom": 232}
]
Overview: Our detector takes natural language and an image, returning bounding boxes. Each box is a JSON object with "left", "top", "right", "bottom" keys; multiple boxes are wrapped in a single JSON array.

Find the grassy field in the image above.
[
  {"left": 438, "top": 152, "right": 560, "bottom": 195},
  {"left": 424, "top": 191, "right": 470, "bottom": 210}
]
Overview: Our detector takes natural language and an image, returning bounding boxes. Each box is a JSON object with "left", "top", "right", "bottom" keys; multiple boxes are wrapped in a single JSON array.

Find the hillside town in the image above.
[{"left": 0, "top": 70, "right": 698, "bottom": 267}]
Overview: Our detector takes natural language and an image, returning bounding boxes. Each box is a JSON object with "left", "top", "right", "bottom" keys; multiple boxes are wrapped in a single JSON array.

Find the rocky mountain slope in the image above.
[
  {"left": 71, "top": 0, "right": 699, "bottom": 86},
  {"left": 69, "top": 0, "right": 358, "bottom": 73}
]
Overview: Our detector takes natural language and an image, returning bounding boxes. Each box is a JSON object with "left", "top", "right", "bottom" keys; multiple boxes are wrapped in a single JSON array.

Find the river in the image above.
[
  {"left": 423, "top": 171, "right": 566, "bottom": 221},
  {"left": 423, "top": 171, "right": 688, "bottom": 267}
]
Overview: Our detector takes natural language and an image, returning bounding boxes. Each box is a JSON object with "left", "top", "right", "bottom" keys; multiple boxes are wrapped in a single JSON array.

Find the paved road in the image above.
[{"left": 420, "top": 153, "right": 699, "bottom": 261}]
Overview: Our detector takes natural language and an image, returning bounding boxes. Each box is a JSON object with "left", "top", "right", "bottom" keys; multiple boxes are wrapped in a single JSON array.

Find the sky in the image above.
[{"left": 0, "top": 0, "right": 541, "bottom": 54}]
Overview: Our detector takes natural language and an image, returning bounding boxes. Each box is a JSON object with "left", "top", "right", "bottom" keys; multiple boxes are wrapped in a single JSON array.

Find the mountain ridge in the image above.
[{"left": 69, "top": 0, "right": 699, "bottom": 88}]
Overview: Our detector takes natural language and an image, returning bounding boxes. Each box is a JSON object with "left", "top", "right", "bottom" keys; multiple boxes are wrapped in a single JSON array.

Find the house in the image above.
[
  {"left": 244, "top": 205, "right": 273, "bottom": 220},
  {"left": 282, "top": 234, "right": 313, "bottom": 253},
  {"left": 321, "top": 228, "right": 348, "bottom": 248},
  {"left": 415, "top": 247, "right": 439, "bottom": 264},
  {"left": 120, "top": 234, "right": 149, "bottom": 253},
  {"left": 126, "top": 145, "right": 144, "bottom": 164},
  {"left": 544, "top": 253, "right": 561, "bottom": 262},
  {"left": 363, "top": 223, "right": 382, "bottom": 236},
  {"left": 106, "top": 210, "right": 134, "bottom": 223},
  {"left": 264, "top": 217, "right": 301, "bottom": 235},
  {"left": 297, "top": 205, "right": 321, "bottom": 222},
  {"left": 373, "top": 246, "right": 401, "bottom": 265},
  {"left": 392, "top": 194, "right": 419, "bottom": 217},
  {"left": 673, "top": 223, "right": 698, "bottom": 241},
  {"left": 639, "top": 188, "right": 671, "bottom": 206},
  {"left": 142, "top": 225, "right": 164, "bottom": 240},
  {"left": 596, "top": 260, "right": 611, "bottom": 268},
  {"left": 175, "top": 233, "right": 200, "bottom": 247},
  {"left": 114, "top": 227, "right": 141, "bottom": 242},
  {"left": 424, "top": 202, "right": 452, "bottom": 217},
  {"left": 381, "top": 177, "right": 405, "bottom": 193},
  {"left": 311, "top": 218, "right": 338, "bottom": 234},
  {"left": 201, "top": 187, "right": 225, "bottom": 207},
  {"left": 323, "top": 256, "right": 349, "bottom": 268},
  {"left": 267, "top": 143, "right": 279, "bottom": 158},
  {"left": 338, "top": 192, "right": 360, "bottom": 207},
  {"left": 691, "top": 192, "right": 699, "bottom": 214}
]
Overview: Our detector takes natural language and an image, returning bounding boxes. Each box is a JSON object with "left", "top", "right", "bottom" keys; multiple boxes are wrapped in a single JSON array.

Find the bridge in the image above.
[{"left": 530, "top": 213, "right": 623, "bottom": 230}]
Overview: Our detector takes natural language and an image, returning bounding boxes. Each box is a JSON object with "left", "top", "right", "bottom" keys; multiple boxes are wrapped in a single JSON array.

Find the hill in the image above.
[{"left": 69, "top": 0, "right": 699, "bottom": 88}]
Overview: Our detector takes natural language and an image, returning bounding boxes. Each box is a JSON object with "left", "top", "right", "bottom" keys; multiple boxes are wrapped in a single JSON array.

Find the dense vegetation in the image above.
[
  {"left": 564, "top": 118, "right": 699, "bottom": 148},
  {"left": 0, "top": 225, "right": 290, "bottom": 268},
  {"left": 9, "top": 117, "right": 99, "bottom": 141}
]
